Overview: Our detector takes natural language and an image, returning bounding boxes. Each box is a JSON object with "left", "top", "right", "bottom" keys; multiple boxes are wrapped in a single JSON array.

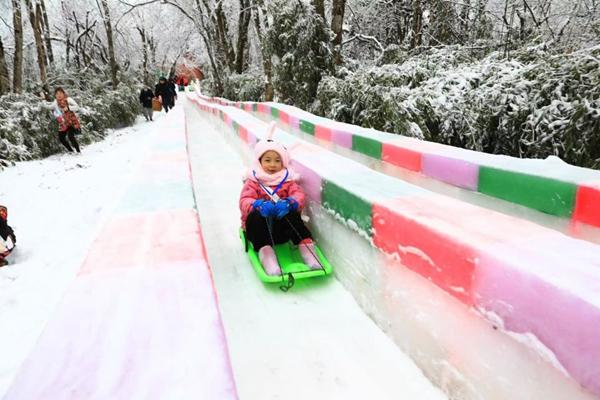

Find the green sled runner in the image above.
[{"left": 240, "top": 229, "right": 333, "bottom": 290}]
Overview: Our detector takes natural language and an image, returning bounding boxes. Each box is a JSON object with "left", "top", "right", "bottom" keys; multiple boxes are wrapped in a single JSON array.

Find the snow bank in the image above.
[{"left": 189, "top": 92, "right": 600, "bottom": 399}]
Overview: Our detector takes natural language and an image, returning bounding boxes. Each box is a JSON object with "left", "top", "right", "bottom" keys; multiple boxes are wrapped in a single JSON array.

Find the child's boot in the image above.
[
  {"left": 258, "top": 246, "right": 281, "bottom": 276},
  {"left": 299, "top": 239, "right": 321, "bottom": 269}
]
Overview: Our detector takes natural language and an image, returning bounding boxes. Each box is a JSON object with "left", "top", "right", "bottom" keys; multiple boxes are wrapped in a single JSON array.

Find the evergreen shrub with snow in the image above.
[
  {"left": 222, "top": 70, "right": 265, "bottom": 101},
  {"left": 266, "top": 0, "right": 333, "bottom": 109},
  {"left": 0, "top": 71, "right": 140, "bottom": 165},
  {"left": 315, "top": 46, "right": 600, "bottom": 169}
]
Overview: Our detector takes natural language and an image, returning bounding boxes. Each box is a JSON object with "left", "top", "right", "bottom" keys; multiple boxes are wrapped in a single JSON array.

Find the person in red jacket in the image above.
[
  {"left": 51, "top": 87, "right": 81, "bottom": 153},
  {"left": 239, "top": 124, "right": 320, "bottom": 276},
  {"left": 0, "top": 205, "right": 16, "bottom": 267}
]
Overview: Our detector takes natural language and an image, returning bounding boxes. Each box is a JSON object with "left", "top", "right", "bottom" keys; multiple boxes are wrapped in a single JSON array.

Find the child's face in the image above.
[
  {"left": 260, "top": 150, "right": 283, "bottom": 174},
  {"left": 55, "top": 91, "right": 66, "bottom": 102},
  {"left": 0, "top": 207, "right": 6, "bottom": 220}
]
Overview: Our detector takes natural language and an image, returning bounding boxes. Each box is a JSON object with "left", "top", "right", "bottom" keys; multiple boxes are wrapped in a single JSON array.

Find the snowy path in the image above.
[
  {"left": 185, "top": 101, "right": 446, "bottom": 400},
  {"left": 0, "top": 109, "right": 237, "bottom": 399},
  {"left": 0, "top": 121, "right": 157, "bottom": 395}
]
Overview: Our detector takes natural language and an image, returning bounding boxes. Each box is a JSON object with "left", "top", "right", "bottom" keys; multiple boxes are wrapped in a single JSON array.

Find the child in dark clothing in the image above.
[
  {"left": 239, "top": 124, "right": 320, "bottom": 275},
  {"left": 0, "top": 205, "right": 16, "bottom": 267}
]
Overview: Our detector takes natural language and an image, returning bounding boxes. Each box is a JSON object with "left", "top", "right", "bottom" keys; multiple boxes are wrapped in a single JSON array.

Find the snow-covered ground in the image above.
[
  {"left": 0, "top": 102, "right": 446, "bottom": 399},
  {"left": 0, "top": 115, "right": 162, "bottom": 396}
]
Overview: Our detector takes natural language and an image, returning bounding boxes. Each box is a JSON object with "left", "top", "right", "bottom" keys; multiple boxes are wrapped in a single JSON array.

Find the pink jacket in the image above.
[{"left": 239, "top": 179, "right": 306, "bottom": 229}]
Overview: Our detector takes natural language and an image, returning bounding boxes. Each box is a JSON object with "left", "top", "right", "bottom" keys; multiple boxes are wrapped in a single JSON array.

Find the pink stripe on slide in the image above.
[
  {"left": 288, "top": 116, "right": 300, "bottom": 130},
  {"left": 475, "top": 249, "right": 600, "bottom": 397},
  {"left": 239, "top": 126, "right": 249, "bottom": 143},
  {"left": 421, "top": 153, "right": 479, "bottom": 190},
  {"left": 291, "top": 160, "right": 323, "bottom": 204},
  {"left": 4, "top": 261, "right": 237, "bottom": 400},
  {"left": 79, "top": 209, "right": 204, "bottom": 275},
  {"left": 331, "top": 129, "right": 353, "bottom": 149}
]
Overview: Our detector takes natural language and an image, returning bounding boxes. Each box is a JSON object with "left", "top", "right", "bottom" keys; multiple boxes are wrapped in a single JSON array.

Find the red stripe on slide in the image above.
[
  {"left": 373, "top": 202, "right": 476, "bottom": 305},
  {"left": 315, "top": 125, "right": 332, "bottom": 141},
  {"left": 573, "top": 183, "right": 600, "bottom": 228},
  {"left": 382, "top": 143, "right": 422, "bottom": 172}
]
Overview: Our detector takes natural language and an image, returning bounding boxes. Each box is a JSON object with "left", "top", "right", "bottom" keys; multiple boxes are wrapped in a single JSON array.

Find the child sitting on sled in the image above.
[
  {"left": 239, "top": 124, "right": 320, "bottom": 276},
  {"left": 0, "top": 205, "right": 16, "bottom": 267}
]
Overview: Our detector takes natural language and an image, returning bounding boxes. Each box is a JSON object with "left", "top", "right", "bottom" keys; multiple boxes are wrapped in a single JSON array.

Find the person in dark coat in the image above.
[
  {"left": 139, "top": 86, "right": 155, "bottom": 121},
  {"left": 168, "top": 78, "right": 178, "bottom": 104},
  {"left": 0, "top": 205, "right": 16, "bottom": 267},
  {"left": 154, "top": 77, "right": 175, "bottom": 113}
]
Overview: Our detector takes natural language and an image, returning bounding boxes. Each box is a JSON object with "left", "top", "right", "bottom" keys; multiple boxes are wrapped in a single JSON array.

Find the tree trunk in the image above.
[
  {"left": 39, "top": 0, "right": 54, "bottom": 65},
  {"left": 411, "top": 0, "right": 423, "bottom": 48},
  {"left": 24, "top": 0, "right": 48, "bottom": 92},
  {"left": 235, "top": 0, "right": 252, "bottom": 73},
  {"left": 193, "top": 0, "right": 225, "bottom": 93},
  {"left": 215, "top": 1, "right": 236, "bottom": 72},
  {"left": 66, "top": 29, "right": 71, "bottom": 65},
  {"left": 313, "top": 0, "right": 325, "bottom": 19},
  {"left": 331, "top": 0, "right": 347, "bottom": 65},
  {"left": 252, "top": 0, "right": 273, "bottom": 100},
  {"left": 12, "top": 0, "right": 23, "bottom": 94},
  {"left": 100, "top": 0, "right": 119, "bottom": 88},
  {"left": 138, "top": 27, "right": 149, "bottom": 86},
  {"left": 0, "top": 37, "right": 10, "bottom": 95}
]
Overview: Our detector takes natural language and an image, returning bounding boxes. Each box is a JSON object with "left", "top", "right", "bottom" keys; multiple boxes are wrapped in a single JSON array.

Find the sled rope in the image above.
[
  {"left": 283, "top": 215, "right": 325, "bottom": 271},
  {"left": 264, "top": 215, "right": 295, "bottom": 291}
]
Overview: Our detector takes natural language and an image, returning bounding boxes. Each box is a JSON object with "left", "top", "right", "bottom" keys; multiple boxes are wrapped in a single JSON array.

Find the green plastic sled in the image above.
[{"left": 240, "top": 229, "right": 333, "bottom": 289}]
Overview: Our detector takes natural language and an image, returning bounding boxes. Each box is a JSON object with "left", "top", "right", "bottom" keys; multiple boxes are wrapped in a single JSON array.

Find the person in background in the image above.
[
  {"left": 168, "top": 77, "right": 178, "bottom": 104},
  {"left": 154, "top": 76, "right": 175, "bottom": 113},
  {"left": 139, "top": 85, "right": 155, "bottom": 121},
  {"left": 51, "top": 87, "right": 81, "bottom": 153},
  {"left": 0, "top": 205, "right": 16, "bottom": 267}
]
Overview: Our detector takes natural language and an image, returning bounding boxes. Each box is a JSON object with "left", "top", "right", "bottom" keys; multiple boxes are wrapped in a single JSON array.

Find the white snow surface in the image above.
[
  {"left": 0, "top": 103, "right": 446, "bottom": 399},
  {"left": 0, "top": 117, "right": 159, "bottom": 396}
]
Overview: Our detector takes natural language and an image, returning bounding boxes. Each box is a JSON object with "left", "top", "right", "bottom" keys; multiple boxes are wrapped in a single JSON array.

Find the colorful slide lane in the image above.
[
  {"left": 195, "top": 93, "right": 600, "bottom": 228},
  {"left": 3, "top": 108, "right": 237, "bottom": 399},
  {"left": 189, "top": 94, "right": 600, "bottom": 399}
]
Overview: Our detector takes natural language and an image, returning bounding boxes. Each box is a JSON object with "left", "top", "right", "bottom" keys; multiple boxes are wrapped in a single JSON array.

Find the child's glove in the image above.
[
  {"left": 274, "top": 198, "right": 298, "bottom": 219},
  {"left": 252, "top": 199, "right": 276, "bottom": 217}
]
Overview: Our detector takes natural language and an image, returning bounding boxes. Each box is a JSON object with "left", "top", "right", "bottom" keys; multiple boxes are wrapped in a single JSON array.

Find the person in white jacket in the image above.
[{"left": 51, "top": 87, "right": 81, "bottom": 153}]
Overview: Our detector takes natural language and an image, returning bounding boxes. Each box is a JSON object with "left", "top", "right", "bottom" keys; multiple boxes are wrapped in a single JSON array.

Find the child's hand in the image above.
[
  {"left": 274, "top": 198, "right": 298, "bottom": 219},
  {"left": 252, "top": 199, "right": 276, "bottom": 217}
]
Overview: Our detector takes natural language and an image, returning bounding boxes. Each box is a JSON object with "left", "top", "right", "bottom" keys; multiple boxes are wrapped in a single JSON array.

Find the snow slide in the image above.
[{"left": 189, "top": 93, "right": 600, "bottom": 400}]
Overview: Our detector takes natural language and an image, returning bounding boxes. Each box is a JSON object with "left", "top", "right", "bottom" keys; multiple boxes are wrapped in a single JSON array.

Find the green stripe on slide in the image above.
[
  {"left": 352, "top": 135, "right": 382, "bottom": 159},
  {"left": 300, "top": 120, "right": 315, "bottom": 135},
  {"left": 322, "top": 180, "right": 372, "bottom": 234},
  {"left": 478, "top": 166, "right": 576, "bottom": 217}
]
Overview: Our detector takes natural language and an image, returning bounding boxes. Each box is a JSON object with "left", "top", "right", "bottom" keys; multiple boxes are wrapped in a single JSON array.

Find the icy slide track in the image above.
[
  {"left": 185, "top": 102, "right": 447, "bottom": 400},
  {"left": 188, "top": 93, "right": 600, "bottom": 399}
]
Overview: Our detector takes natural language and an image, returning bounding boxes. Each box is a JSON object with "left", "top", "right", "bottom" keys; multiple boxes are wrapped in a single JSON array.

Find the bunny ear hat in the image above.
[
  {"left": 247, "top": 122, "right": 298, "bottom": 185},
  {"left": 253, "top": 122, "right": 291, "bottom": 168}
]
